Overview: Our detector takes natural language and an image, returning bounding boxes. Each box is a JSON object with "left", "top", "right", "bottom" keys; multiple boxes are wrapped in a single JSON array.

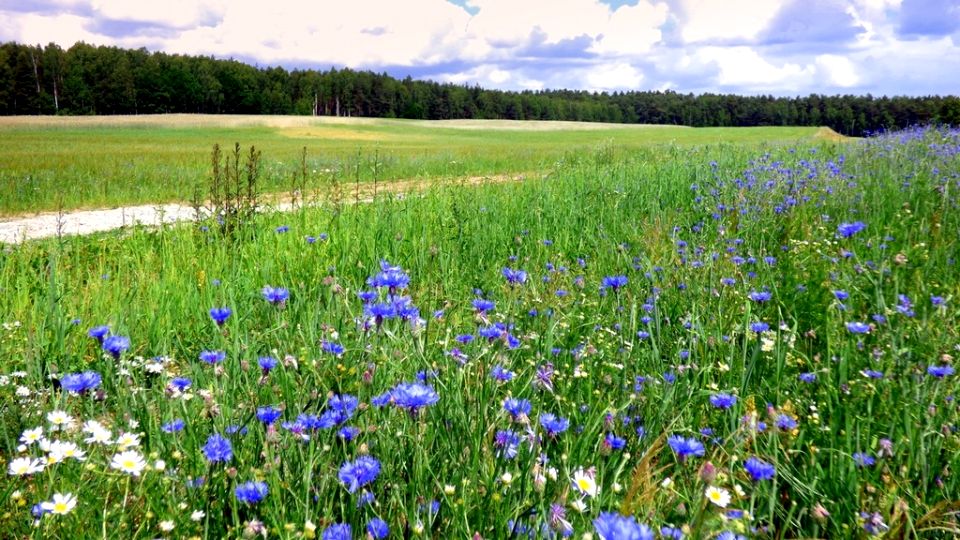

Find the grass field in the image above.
[
  {"left": 0, "top": 115, "right": 833, "bottom": 216},
  {"left": 2, "top": 121, "right": 957, "bottom": 539}
]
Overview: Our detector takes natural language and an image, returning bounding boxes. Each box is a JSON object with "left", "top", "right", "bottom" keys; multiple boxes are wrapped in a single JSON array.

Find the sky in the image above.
[{"left": 1, "top": 0, "right": 958, "bottom": 96}]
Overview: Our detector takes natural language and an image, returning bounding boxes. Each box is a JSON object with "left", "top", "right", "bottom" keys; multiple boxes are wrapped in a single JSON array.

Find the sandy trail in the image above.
[{"left": 0, "top": 173, "right": 529, "bottom": 244}]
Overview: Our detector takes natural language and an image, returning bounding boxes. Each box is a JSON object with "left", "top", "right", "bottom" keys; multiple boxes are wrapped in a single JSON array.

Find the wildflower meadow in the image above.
[{"left": 1, "top": 125, "right": 959, "bottom": 539}]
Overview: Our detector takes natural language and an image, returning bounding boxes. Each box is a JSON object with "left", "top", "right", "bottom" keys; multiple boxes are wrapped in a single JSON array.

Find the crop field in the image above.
[
  {"left": 0, "top": 122, "right": 959, "bottom": 539},
  {"left": 0, "top": 115, "right": 830, "bottom": 216}
]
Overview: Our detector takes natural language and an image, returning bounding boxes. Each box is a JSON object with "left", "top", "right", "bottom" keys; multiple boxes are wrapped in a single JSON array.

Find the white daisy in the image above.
[
  {"left": 49, "top": 441, "right": 86, "bottom": 461},
  {"left": 110, "top": 450, "right": 147, "bottom": 476},
  {"left": 19, "top": 427, "right": 44, "bottom": 446},
  {"left": 46, "top": 410, "right": 75, "bottom": 429},
  {"left": 7, "top": 457, "right": 44, "bottom": 476},
  {"left": 190, "top": 510, "right": 205, "bottom": 522},
  {"left": 571, "top": 468, "right": 599, "bottom": 497},
  {"left": 706, "top": 486, "right": 731, "bottom": 508},
  {"left": 115, "top": 432, "right": 141, "bottom": 450},
  {"left": 41, "top": 493, "right": 77, "bottom": 515}
]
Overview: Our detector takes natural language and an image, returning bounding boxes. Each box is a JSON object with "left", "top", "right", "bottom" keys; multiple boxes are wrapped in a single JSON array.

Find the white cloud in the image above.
[
  {"left": 585, "top": 62, "right": 644, "bottom": 90},
  {"left": 815, "top": 54, "right": 859, "bottom": 87},
  {"left": 695, "top": 46, "right": 811, "bottom": 88},
  {"left": 1, "top": 0, "right": 959, "bottom": 96},
  {"left": 590, "top": 1, "right": 669, "bottom": 55},
  {"left": 6, "top": 12, "right": 102, "bottom": 45},
  {"left": 90, "top": 0, "right": 226, "bottom": 28},
  {"left": 679, "top": 0, "right": 785, "bottom": 43}
]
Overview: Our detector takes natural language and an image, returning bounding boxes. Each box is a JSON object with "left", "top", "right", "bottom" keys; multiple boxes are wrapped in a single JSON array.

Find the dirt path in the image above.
[{"left": 0, "top": 173, "right": 530, "bottom": 244}]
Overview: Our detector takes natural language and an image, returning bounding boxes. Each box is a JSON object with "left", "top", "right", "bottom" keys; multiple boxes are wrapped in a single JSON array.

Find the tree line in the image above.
[{"left": 2, "top": 41, "right": 958, "bottom": 135}]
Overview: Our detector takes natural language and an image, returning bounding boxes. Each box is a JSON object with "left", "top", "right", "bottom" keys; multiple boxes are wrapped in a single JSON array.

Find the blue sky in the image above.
[{"left": 2, "top": 0, "right": 958, "bottom": 96}]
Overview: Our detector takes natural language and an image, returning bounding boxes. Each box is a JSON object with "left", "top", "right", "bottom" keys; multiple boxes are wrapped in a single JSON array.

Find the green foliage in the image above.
[
  {"left": 0, "top": 128, "right": 958, "bottom": 538},
  {"left": 1, "top": 41, "right": 959, "bottom": 134}
]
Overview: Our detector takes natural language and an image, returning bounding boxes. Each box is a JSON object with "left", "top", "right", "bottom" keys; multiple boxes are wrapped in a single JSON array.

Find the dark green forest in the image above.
[{"left": 3, "top": 41, "right": 959, "bottom": 135}]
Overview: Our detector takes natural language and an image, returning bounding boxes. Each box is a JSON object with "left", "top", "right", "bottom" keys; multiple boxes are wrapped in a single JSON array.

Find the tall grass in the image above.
[
  {"left": 0, "top": 126, "right": 957, "bottom": 539},
  {"left": 0, "top": 117, "right": 825, "bottom": 215}
]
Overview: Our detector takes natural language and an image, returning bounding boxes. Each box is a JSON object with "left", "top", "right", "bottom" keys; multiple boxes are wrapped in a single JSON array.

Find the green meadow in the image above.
[
  {"left": 0, "top": 115, "right": 830, "bottom": 215},
  {"left": 2, "top": 119, "right": 957, "bottom": 539}
]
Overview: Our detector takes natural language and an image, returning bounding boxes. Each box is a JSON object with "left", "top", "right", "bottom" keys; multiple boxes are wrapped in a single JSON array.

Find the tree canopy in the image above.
[{"left": 2, "top": 41, "right": 958, "bottom": 135}]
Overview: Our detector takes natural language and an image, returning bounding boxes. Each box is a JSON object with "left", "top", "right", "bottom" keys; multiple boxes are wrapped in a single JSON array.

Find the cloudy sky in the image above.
[{"left": 2, "top": 0, "right": 958, "bottom": 96}]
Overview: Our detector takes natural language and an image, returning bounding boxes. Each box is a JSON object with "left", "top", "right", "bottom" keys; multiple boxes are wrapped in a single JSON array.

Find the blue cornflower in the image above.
[
  {"left": 366, "top": 518, "right": 389, "bottom": 539},
  {"left": 853, "top": 452, "right": 875, "bottom": 467},
  {"left": 602, "top": 275, "right": 628, "bottom": 291},
  {"left": 862, "top": 369, "right": 884, "bottom": 379},
  {"left": 275, "top": 225, "right": 289, "bottom": 233},
  {"left": 226, "top": 425, "right": 247, "bottom": 436},
  {"left": 365, "top": 302, "right": 396, "bottom": 322},
  {"left": 715, "top": 532, "right": 747, "bottom": 540},
  {"left": 161, "top": 419, "right": 186, "bottom": 433},
  {"left": 897, "top": 294, "right": 914, "bottom": 317},
  {"left": 834, "top": 290, "right": 849, "bottom": 301},
  {"left": 338, "top": 426, "right": 360, "bottom": 441},
  {"left": 256, "top": 406, "right": 282, "bottom": 424},
  {"left": 199, "top": 350, "right": 226, "bottom": 364},
  {"left": 927, "top": 365, "right": 955, "bottom": 378},
  {"left": 329, "top": 394, "right": 359, "bottom": 417},
  {"left": 322, "top": 523, "right": 352, "bottom": 540},
  {"left": 721, "top": 277, "right": 736, "bottom": 286},
  {"left": 749, "top": 321, "right": 769, "bottom": 333},
  {"left": 258, "top": 356, "right": 277, "bottom": 372},
  {"left": 455, "top": 334, "right": 475, "bottom": 344},
  {"left": 367, "top": 262, "right": 410, "bottom": 291},
  {"left": 202, "top": 433, "right": 233, "bottom": 463},
  {"left": 494, "top": 429, "right": 522, "bottom": 459},
  {"left": 472, "top": 298, "right": 495, "bottom": 313},
  {"left": 357, "top": 290, "right": 378, "bottom": 303},
  {"left": 87, "top": 325, "right": 110, "bottom": 342},
  {"left": 593, "top": 512, "right": 654, "bottom": 540},
  {"left": 390, "top": 382, "right": 439, "bottom": 412},
  {"left": 502, "top": 267, "right": 528, "bottom": 285},
  {"left": 371, "top": 391, "right": 393, "bottom": 407},
  {"left": 321, "top": 341, "right": 345, "bottom": 355},
  {"left": 931, "top": 295, "right": 946, "bottom": 306},
  {"left": 748, "top": 291, "right": 772, "bottom": 303},
  {"left": 539, "top": 413, "right": 570, "bottom": 437},
  {"left": 60, "top": 371, "right": 102, "bottom": 394},
  {"left": 209, "top": 307, "right": 232, "bottom": 326},
  {"left": 799, "top": 372, "right": 817, "bottom": 383},
  {"left": 102, "top": 335, "right": 130, "bottom": 358},
  {"left": 503, "top": 397, "right": 532, "bottom": 419},
  {"left": 837, "top": 221, "right": 866, "bottom": 238},
  {"left": 490, "top": 364, "right": 515, "bottom": 382},
  {"left": 32, "top": 503, "right": 50, "bottom": 519},
  {"left": 479, "top": 323, "right": 507, "bottom": 340},
  {"left": 661, "top": 525, "right": 684, "bottom": 539},
  {"left": 709, "top": 393, "right": 737, "bottom": 409},
  {"left": 775, "top": 414, "right": 798, "bottom": 430},
  {"left": 603, "top": 432, "right": 627, "bottom": 451},
  {"left": 169, "top": 376, "right": 192, "bottom": 391},
  {"left": 667, "top": 435, "right": 705, "bottom": 461},
  {"left": 338, "top": 456, "right": 381, "bottom": 493},
  {"left": 846, "top": 321, "right": 871, "bottom": 334},
  {"left": 234, "top": 481, "right": 268, "bottom": 504},
  {"left": 743, "top": 456, "right": 776, "bottom": 481},
  {"left": 262, "top": 286, "right": 289, "bottom": 305}
]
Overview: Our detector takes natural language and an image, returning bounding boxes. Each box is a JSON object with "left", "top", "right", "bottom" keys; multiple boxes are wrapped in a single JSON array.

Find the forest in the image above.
[{"left": 2, "top": 41, "right": 958, "bottom": 135}]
